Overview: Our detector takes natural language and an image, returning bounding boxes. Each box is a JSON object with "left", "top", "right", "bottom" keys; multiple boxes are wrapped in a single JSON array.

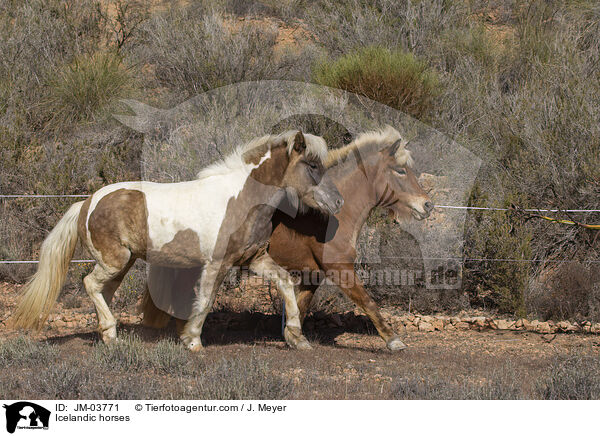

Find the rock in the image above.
[
  {"left": 557, "top": 321, "right": 570, "bottom": 331},
  {"left": 526, "top": 320, "right": 539, "bottom": 332},
  {"left": 421, "top": 315, "right": 434, "bottom": 324},
  {"left": 455, "top": 322, "right": 470, "bottom": 330},
  {"left": 404, "top": 323, "right": 418, "bottom": 332},
  {"left": 418, "top": 321, "right": 434, "bottom": 332},
  {"left": 54, "top": 319, "right": 66, "bottom": 328},
  {"left": 432, "top": 319, "right": 444, "bottom": 331},
  {"left": 445, "top": 323, "right": 456, "bottom": 331},
  {"left": 450, "top": 317, "right": 461, "bottom": 325},
  {"left": 496, "top": 319, "right": 514, "bottom": 330},
  {"left": 591, "top": 323, "right": 600, "bottom": 334},
  {"left": 537, "top": 321, "right": 552, "bottom": 334}
]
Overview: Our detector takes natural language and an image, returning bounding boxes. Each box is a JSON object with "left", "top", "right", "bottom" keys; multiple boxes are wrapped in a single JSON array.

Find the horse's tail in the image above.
[
  {"left": 140, "top": 286, "right": 172, "bottom": 329},
  {"left": 10, "top": 201, "right": 84, "bottom": 330}
]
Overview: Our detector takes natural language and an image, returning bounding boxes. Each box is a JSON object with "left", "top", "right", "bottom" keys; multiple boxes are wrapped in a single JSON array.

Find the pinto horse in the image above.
[
  {"left": 10, "top": 130, "right": 343, "bottom": 351},
  {"left": 142, "top": 126, "right": 432, "bottom": 351}
]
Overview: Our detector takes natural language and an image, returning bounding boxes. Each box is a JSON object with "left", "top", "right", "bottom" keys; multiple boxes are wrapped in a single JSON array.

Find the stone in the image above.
[
  {"left": 455, "top": 322, "right": 470, "bottom": 330},
  {"left": 537, "top": 321, "right": 552, "bottom": 334},
  {"left": 473, "top": 316, "right": 486, "bottom": 327},
  {"left": 526, "top": 320, "right": 539, "bottom": 332},
  {"left": 432, "top": 319, "right": 444, "bottom": 331},
  {"left": 591, "top": 323, "right": 600, "bottom": 334},
  {"left": 421, "top": 315, "right": 434, "bottom": 324},
  {"left": 496, "top": 319, "right": 514, "bottom": 330},
  {"left": 450, "top": 317, "right": 461, "bottom": 325},
  {"left": 418, "top": 321, "right": 434, "bottom": 332},
  {"left": 557, "top": 321, "right": 570, "bottom": 331}
]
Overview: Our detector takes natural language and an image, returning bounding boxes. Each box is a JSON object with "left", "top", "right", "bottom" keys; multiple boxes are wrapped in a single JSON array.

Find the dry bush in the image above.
[
  {"left": 0, "top": 337, "right": 58, "bottom": 367},
  {"left": 132, "top": 7, "right": 317, "bottom": 96},
  {"left": 526, "top": 263, "right": 600, "bottom": 322},
  {"left": 538, "top": 353, "right": 600, "bottom": 400},
  {"left": 182, "top": 353, "right": 292, "bottom": 400}
]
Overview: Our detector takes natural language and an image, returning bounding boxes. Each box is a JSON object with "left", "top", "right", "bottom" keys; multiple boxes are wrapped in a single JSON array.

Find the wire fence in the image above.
[{"left": 0, "top": 193, "right": 598, "bottom": 264}]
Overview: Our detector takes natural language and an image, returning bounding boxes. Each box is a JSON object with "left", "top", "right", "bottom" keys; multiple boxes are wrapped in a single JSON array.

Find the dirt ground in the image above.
[{"left": 1, "top": 282, "right": 599, "bottom": 400}]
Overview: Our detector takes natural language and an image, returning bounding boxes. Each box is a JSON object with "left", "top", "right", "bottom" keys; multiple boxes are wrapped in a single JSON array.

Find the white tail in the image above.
[{"left": 10, "top": 201, "right": 84, "bottom": 330}]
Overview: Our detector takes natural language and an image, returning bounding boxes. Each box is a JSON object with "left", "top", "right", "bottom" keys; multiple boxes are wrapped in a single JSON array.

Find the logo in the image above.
[{"left": 3, "top": 402, "right": 50, "bottom": 434}]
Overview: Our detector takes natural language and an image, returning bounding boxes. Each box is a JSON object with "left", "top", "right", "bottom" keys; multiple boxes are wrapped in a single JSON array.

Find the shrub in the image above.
[
  {"left": 46, "top": 52, "right": 134, "bottom": 126},
  {"left": 26, "top": 363, "right": 92, "bottom": 399},
  {"left": 526, "top": 263, "right": 600, "bottom": 321},
  {"left": 313, "top": 46, "right": 440, "bottom": 120},
  {"left": 183, "top": 354, "right": 292, "bottom": 399},
  {"left": 538, "top": 353, "right": 600, "bottom": 400},
  {"left": 133, "top": 7, "right": 317, "bottom": 95},
  {"left": 0, "top": 337, "right": 58, "bottom": 367},
  {"left": 463, "top": 189, "right": 532, "bottom": 317},
  {"left": 93, "top": 333, "right": 148, "bottom": 371}
]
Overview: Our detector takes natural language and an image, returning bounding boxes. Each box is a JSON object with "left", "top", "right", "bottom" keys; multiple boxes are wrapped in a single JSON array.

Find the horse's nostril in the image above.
[
  {"left": 424, "top": 201, "right": 434, "bottom": 212},
  {"left": 336, "top": 198, "right": 343, "bottom": 207}
]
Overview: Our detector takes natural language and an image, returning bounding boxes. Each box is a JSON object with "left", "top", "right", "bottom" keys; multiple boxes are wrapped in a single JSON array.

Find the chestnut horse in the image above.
[
  {"left": 142, "top": 126, "right": 432, "bottom": 351},
  {"left": 11, "top": 130, "right": 343, "bottom": 351}
]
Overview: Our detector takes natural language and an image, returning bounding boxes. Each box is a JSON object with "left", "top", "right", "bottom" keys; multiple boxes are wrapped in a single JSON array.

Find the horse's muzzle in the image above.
[{"left": 312, "top": 176, "right": 343, "bottom": 215}]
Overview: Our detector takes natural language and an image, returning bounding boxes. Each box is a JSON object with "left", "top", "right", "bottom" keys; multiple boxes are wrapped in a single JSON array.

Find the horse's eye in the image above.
[
  {"left": 307, "top": 162, "right": 318, "bottom": 170},
  {"left": 394, "top": 168, "right": 406, "bottom": 175}
]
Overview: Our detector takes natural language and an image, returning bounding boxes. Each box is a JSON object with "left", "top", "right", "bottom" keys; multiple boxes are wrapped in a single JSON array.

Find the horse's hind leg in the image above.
[
  {"left": 250, "top": 254, "right": 311, "bottom": 350},
  {"left": 180, "top": 262, "right": 229, "bottom": 352},
  {"left": 84, "top": 257, "right": 133, "bottom": 343}
]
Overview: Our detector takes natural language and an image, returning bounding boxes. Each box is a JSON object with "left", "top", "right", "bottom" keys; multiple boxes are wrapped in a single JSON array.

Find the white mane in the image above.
[{"left": 196, "top": 130, "right": 328, "bottom": 180}]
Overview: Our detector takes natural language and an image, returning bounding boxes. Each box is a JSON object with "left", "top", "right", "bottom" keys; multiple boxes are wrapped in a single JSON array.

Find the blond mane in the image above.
[
  {"left": 325, "top": 125, "right": 414, "bottom": 168},
  {"left": 197, "top": 130, "right": 328, "bottom": 180}
]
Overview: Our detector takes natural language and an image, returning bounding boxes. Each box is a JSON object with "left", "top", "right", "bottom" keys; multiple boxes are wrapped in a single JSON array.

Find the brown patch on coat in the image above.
[
  {"left": 147, "top": 229, "right": 203, "bottom": 267},
  {"left": 77, "top": 196, "right": 92, "bottom": 241},
  {"left": 87, "top": 189, "right": 148, "bottom": 268}
]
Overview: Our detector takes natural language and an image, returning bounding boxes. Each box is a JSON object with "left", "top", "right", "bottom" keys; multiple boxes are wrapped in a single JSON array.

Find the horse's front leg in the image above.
[
  {"left": 180, "top": 261, "right": 229, "bottom": 352},
  {"left": 249, "top": 254, "right": 312, "bottom": 350}
]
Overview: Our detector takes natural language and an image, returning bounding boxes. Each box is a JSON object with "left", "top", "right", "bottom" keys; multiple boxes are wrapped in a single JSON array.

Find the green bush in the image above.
[
  {"left": 313, "top": 46, "right": 440, "bottom": 119},
  {"left": 463, "top": 187, "right": 532, "bottom": 317},
  {"left": 46, "top": 52, "right": 134, "bottom": 126}
]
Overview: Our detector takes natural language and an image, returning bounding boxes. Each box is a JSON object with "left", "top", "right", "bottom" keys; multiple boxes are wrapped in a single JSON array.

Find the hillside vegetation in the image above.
[{"left": 0, "top": 0, "right": 598, "bottom": 320}]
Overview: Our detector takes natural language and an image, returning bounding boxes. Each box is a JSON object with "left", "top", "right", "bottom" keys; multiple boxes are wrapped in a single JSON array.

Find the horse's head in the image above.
[
  {"left": 374, "top": 138, "right": 433, "bottom": 222},
  {"left": 280, "top": 131, "right": 343, "bottom": 216}
]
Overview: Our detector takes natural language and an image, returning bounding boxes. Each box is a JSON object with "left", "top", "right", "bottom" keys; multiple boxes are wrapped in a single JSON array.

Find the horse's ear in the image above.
[
  {"left": 387, "top": 139, "right": 403, "bottom": 156},
  {"left": 293, "top": 131, "right": 306, "bottom": 153}
]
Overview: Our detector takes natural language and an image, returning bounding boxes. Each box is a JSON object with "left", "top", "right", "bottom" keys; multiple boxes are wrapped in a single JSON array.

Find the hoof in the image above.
[
  {"left": 296, "top": 337, "right": 313, "bottom": 350},
  {"left": 284, "top": 326, "right": 312, "bottom": 350},
  {"left": 187, "top": 341, "right": 204, "bottom": 353},
  {"left": 100, "top": 326, "right": 117, "bottom": 344},
  {"left": 386, "top": 336, "right": 407, "bottom": 352},
  {"left": 182, "top": 336, "right": 203, "bottom": 352}
]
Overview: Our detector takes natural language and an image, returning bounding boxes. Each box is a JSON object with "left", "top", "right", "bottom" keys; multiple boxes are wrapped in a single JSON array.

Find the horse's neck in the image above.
[{"left": 333, "top": 159, "right": 380, "bottom": 247}]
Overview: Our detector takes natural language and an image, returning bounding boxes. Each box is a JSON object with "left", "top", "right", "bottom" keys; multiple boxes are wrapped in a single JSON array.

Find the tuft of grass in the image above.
[
  {"left": 32, "top": 363, "right": 92, "bottom": 399},
  {"left": 0, "top": 336, "right": 58, "bottom": 367},
  {"left": 93, "top": 333, "right": 147, "bottom": 371},
  {"left": 183, "top": 353, "right": 292, "bottom": 400},
  {"left": 93, "top": 334, "right": 198, "bottom": 375},
  {"left": 313, "top": 46, "right": 440, "bottom": 120},
  {"left": 46, "top": 51, "right": 133, "bottom": 126},
  {"left": 391, "top": 366, "right": 524, "bottom": 400},
  {"left": 538, "top": 353, "right": 600, "bottom": 400},
  {"left": 148, "top": 339, "right": 199, "bottom": 376}
]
